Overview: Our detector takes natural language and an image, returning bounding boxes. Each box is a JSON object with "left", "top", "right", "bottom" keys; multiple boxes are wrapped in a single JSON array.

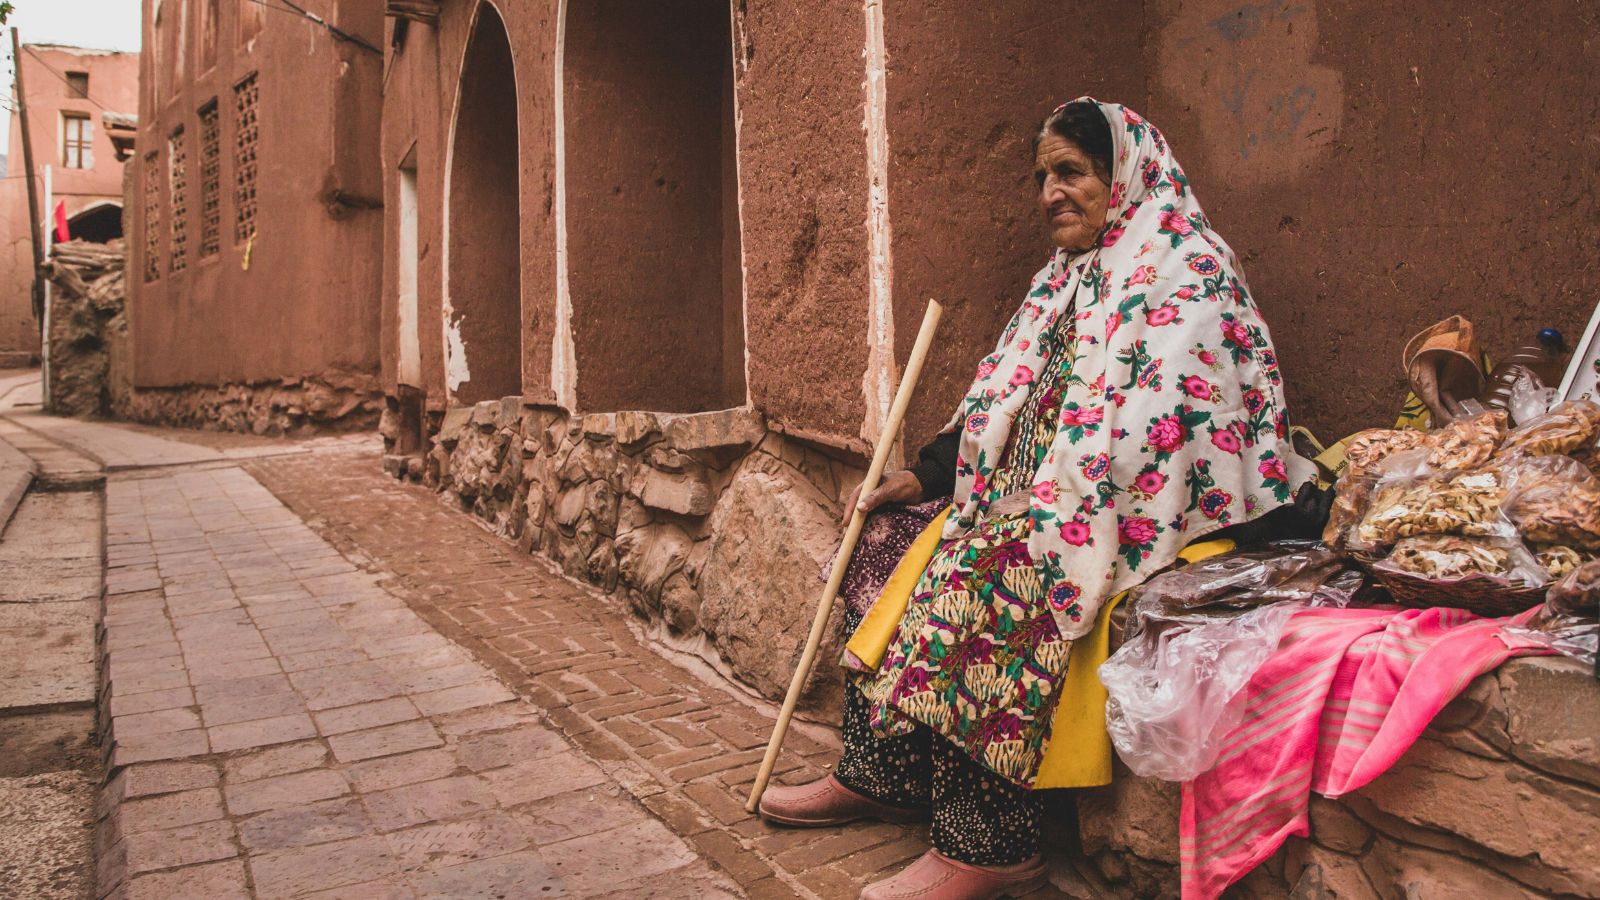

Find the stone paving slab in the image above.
[
  {"left": 98, "top": 463, "right": 740, "bottom": 898},
  {"left": 0, "top": 490, "right": 101, "bottom": 711},
  {"left": 249, "top": 445, "right": 1100, "bottom": 899}
]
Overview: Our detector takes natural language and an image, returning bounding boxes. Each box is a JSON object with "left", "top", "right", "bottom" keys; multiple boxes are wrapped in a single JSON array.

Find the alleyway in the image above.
[{"left": 0, "top": 375, "right": 1091, "bottom": 898}]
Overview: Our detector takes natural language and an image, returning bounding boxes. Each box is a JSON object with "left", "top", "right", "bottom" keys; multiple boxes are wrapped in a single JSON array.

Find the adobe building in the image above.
[
  {"left": 0, "top": 44, "right": 138, "bottom": 368},
  {"left": 124, "top": 0, "right": 383, "bottom": 433},
  {"left": 377, "top": 2, "right": 1598, "bottom": 894}
]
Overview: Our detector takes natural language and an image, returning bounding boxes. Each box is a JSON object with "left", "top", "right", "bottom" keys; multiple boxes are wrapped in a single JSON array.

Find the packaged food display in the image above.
[{"left": 1496, "top": 401, "right": 1600, "bottom": 459}]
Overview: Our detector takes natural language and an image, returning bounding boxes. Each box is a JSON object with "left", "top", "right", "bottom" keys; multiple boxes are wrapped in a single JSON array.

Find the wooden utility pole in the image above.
[{"left": 10, "top": 28, "right": 44, "bottom": 323}]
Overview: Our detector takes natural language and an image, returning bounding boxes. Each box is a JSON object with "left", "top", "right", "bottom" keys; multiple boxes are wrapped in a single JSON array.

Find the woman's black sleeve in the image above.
[{"left": 908, "top": 429, "right": 960, "bottom": 500}]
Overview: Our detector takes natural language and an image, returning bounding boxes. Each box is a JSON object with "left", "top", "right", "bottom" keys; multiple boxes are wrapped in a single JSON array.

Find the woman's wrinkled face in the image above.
[{"left": 1034, "top": 132, "right": 1111, "bottom": 252}]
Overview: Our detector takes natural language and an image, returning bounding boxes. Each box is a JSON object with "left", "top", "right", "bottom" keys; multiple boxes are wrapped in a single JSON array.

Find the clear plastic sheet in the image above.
[
  {"left": 1507, "top": 370, "right": 1557, "bottom": 427},
  {"left": 1500, "top": 560, "right": 1597, "bottom": 668},
  {"left": 1101, "top": 543, "right": 1366, "bottom": 782}
]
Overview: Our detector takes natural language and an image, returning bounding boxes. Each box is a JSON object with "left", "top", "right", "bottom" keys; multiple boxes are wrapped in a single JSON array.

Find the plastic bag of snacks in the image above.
[
  {"left": 1495, "top": 401, "right": 1600, "bottom": 460},
  {"left": 1376, "top": 534, "right": 1543, "bottom": 585},
  {"left": 1500, "top": 455, "right": 1600, "bottom": 551},
  {"left": 1499, "top": 558, "right": 1599, "bottom": 668},
  {"left": 1322, "top": 429, "right": 1427, "bottom": 548},
  {"left": 1352, "top": 454, "right": 1512, "bottom": 549}
]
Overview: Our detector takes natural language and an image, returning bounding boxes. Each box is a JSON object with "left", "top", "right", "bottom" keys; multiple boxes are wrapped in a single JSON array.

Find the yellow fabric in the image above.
[
  {"left": 843, "top": 507, "right": 1239, "bottom": 789},
  {"left": 1033, "top": 536, "right": 1236, "bottom": 787},
  {"left": 843, "top": 506, "right": 952, "bottom": 669}
]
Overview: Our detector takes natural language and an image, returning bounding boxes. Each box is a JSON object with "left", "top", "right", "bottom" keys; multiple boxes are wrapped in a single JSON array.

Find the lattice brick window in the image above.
[
  {"left": 198, "top": 100, "right": 221, "bottom": 257},
  {"left": 168, "top": 127, "right": 189, "bottom": 273},
  {"left": 143, "top": 151, "right": 161, "bottom": 282},
  {"left": 232, "top": 73, "right": 260, "bottom": 244}
]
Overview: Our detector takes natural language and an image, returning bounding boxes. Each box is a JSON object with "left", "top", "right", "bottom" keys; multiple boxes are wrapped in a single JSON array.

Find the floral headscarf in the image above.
[{"left": 946, "top": 98, "right": 1314, "bottom": 641}]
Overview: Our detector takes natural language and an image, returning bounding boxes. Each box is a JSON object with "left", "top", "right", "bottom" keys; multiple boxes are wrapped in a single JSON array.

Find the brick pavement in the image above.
[
  {"left": 98, "top": 461, "right": 741, "bottom": 898},
  {"left": 248, "top": 445, "right": 1093, "bottom": 899}
]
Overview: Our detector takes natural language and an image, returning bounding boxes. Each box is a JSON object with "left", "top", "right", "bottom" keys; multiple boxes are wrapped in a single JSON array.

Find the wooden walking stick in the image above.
[{"left": 746, "top": 299, "right": 944, "bottom": 813}]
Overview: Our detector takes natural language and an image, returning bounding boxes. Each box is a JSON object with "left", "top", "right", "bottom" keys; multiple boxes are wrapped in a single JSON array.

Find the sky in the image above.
[{"left": 2, "top": 0, "right": 143, "bottom": 152}]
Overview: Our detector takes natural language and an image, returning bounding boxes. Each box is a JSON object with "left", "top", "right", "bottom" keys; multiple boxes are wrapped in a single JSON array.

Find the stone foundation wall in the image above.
[
  {"left": 118, "top": 369, "right": 383, "bottom": 436},
  {"left": 1078, "top": 656, "right": 1600, "bottom": 899},
  {"left": 41, "top": 241, "right": 130, "bottom": 418},
  {"left": 384, "top": 399, "right": 866, "bottom": 717}
]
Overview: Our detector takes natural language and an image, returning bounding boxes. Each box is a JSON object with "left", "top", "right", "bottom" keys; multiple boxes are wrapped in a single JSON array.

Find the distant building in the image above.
[
  {"left": 0, "top": 44, "right": 137, "bottom": 367},
  {"left": 123, "top": 0, "right": 383, "bottom": 433}
]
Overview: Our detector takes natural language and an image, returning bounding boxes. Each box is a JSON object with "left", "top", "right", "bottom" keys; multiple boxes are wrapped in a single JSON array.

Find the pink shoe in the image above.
[
  {"left": 860, "top": 850, "right": 1047, "bottom": 900},
  {"left": 758, "top": 774, "right": 926, "bottom": 827}
]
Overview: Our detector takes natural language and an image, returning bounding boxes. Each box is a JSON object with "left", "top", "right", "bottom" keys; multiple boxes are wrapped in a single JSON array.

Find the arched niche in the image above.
[{"left": 446, "top": 3, "right": 523, "bottom": 406}]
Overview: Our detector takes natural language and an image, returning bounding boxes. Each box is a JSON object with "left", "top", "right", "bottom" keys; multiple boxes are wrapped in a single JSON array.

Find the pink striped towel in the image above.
[{"left": 1179, "top": 605, "right": 1549, "bottom": 899}]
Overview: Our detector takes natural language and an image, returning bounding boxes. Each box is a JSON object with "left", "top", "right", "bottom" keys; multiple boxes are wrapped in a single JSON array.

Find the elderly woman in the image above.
[{"left": 757, "top": 98, "right": 1317, "bottom": 899}]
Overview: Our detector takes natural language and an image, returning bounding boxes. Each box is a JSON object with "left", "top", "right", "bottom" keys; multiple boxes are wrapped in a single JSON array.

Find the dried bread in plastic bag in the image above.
[
  {"left": 1422, "top": 409, "right": 1507, "bottom": 473},
  {"left": 1501, "top": 455, "right": 1600, "bottom": 550},
  {"left": 1344, "top": 428, "right": 1428, "bottom": 479},
  {"left": 1380, "top": 534, "right": 1541, "bottom": 584},
  {"left": 1547, "top": 557, "right": 1600, "bottom": 617},
  {"left": 1496, "top": 400, "right": 1600, "bottom": 459},
  {"left": 1534, "top": 545, "right": 1592, "bottom": 580},
  {"left": 1355, "top": 464, "right": 1510, "bottom": 548}
]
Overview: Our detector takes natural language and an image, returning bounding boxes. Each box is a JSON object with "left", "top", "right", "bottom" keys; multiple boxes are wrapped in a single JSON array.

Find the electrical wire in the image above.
[
  {"left": 20, "top": 46, "right": 114, "bottom": 113},
  {"left": 242, "top": 0, "right": 382, "bottom": 56}
]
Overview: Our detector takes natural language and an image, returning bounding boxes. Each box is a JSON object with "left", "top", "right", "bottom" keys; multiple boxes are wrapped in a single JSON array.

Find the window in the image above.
[
  {"left": 62, "top": 113, "right": 93, "bottom": 169},
  {"left": 168, "top": 128, "right": 189, "bottom": 273},
  {"left": 233, "top": 73, "right": 259, "bottom": 244},
  {"left": 65, "top": 71, "right": 89, "bottom": 99},
  {"left": 198, "top": 100, "right": 221, "bottom": 257},
  {"left": 143, "top": 151, "right": 161, "bottom": 282}
]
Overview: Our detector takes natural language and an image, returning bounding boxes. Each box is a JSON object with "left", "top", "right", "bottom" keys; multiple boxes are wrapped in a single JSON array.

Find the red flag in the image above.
[{"left": 53, "top": 201, "right": 70, "bottom": 243}]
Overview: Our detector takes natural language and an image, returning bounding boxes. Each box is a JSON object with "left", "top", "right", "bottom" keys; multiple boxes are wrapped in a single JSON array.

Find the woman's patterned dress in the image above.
[{"left": 855, "top": 318, "right": 1078, "bottom": 789}]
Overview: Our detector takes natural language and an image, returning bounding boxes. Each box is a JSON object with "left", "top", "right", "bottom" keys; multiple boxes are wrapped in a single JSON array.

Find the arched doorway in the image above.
[
  {"left": 66, "top": 202, "right": 124, "bottom": 244},
  {"left": 446, "top": 3, "right": 522, "bottom": 406}
]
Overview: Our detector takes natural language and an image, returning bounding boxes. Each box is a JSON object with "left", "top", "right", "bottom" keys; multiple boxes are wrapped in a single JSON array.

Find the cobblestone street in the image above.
[{"left": 0, "top": 386, "right": 1090, "bottom": 898}]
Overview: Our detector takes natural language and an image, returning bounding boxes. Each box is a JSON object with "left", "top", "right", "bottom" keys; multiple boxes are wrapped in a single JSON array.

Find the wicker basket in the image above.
[{"left": 1355, "top": 553, "right": 1546, "bottom": 618}]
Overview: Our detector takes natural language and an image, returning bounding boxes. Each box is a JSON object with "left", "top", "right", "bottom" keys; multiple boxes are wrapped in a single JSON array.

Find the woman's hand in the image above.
[{"left": 841, "top": 470, "right": 923, "bottom": 524}]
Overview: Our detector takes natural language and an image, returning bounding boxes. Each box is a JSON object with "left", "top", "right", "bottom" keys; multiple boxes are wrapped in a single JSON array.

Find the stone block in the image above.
[
  {"left": 378, "top": 406, "right": 399, "bottom": 442},
  {"left": 616, "top": 411, "right": 661, "bottom": 446},
  {"left": 554, "top": 488, "right": 587, "bottom": 530},
  {"left": 645, "top": 446, "right": 692, "bottom": 472},
  {"left": 1307, "top": 796, "right": 1373, "bottom": 855},
  {"left": 1496, "top": 657, "right": 1600, "bottom": 788},
  {"left": 436, "top": 408, "right": 473, "bottom": 445},
  {"left": 1353, "top": 738, "right": 1600, "bottom": 894},
  {"left": 617, "top": 497, "right": 651, "bottom": 534},
  {"left": 634, "top": 469, "right": 714, "bottom": 517},
  {"left": 697, "top": 463, "right": 840, "bottom": 705},
  {"left": 582, "top": 413, "right": 616, "bottom": 440},
  {"left": 616, "top": 524, "right": 694, "bottom": 596},
  {"left": 381, "top": 455, "right": 406, "bottom": 478},
  {"left": 1076, "top": 768, "right": 1181, "bottom": 865},
  {"left": 559, "top": 441, "right": 616, "bottom": 485},
  {"left": 660, "top": 572, "right": 701, "bottom": 634},
  {"left": 497, "top": 396, "right": 521, "bottom": 429},
  {"left": 665, "top": 408, "right": 766, "bottom": 451},
  {"left": 585, "top": 480, "right": 620, "bottom": 535},
  {"left": 471, "top": 400, "right": 499, "bottom": 427}
]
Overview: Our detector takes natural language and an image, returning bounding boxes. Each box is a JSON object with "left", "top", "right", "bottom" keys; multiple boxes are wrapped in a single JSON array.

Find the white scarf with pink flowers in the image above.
[{"left": 943, "top": 98, "right": 1314, "bottom": 641}]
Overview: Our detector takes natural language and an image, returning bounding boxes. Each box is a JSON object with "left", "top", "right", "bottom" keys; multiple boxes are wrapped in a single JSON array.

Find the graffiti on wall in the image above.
[{"left": 1157, "top": 0, "right": 1343, "bottom": 185}]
